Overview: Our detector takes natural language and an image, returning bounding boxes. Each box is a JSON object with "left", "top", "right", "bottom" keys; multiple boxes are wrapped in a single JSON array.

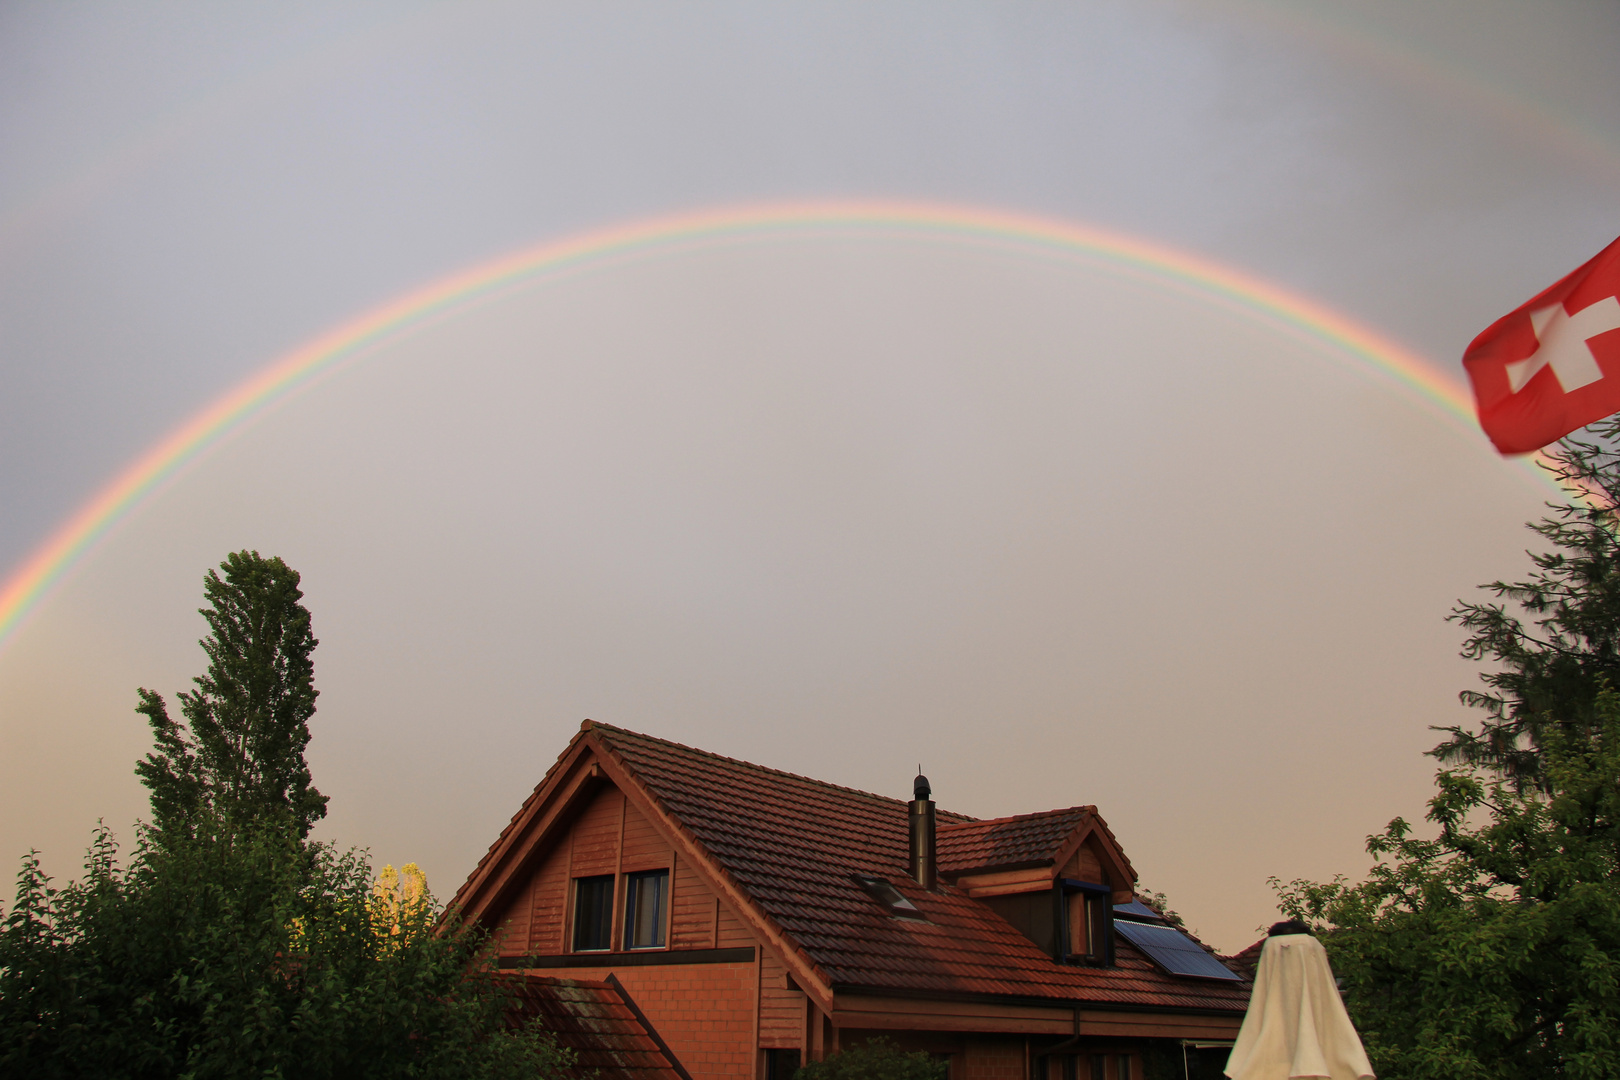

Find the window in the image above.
[
  {"left": 984, "top": 881, "right": 1111, "bottom": 964},
  {"left": 1086, "top": 1055, "right": 1132, "bottom": 1080},
  {"left": 1062, "top": 880, "right": 1113, "bottom": 966},
  {"left": 623, "top": 869, "right": 668, "bottom": 949},
  {"left": 766, "top": 1049, "right": 801, "bottom": 1080},
  {"left": 572, "top": 875, "right": 614, "bottom": 951}
]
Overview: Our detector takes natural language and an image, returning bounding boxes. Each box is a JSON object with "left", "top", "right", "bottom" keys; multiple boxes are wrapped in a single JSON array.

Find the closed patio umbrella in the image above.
[{"left": 1225, "top": 923, "right": 1373, "bottom": 1080}]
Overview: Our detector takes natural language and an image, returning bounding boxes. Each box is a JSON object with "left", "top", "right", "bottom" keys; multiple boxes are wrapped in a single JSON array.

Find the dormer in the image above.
[{"left": 938, "top": 806, "right": 1136, "bottom": 966}]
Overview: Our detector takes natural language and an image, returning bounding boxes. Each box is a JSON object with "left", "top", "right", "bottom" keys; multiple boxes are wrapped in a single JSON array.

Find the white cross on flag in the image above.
[{"left": 1464, "top": 235, "right": 1620, "bottom": 454}]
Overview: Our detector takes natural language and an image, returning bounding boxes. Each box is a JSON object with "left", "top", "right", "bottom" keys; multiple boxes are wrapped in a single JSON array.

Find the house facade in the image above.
[{"left": 453, "top": 722, "right": 1249, "bottom": 1080}]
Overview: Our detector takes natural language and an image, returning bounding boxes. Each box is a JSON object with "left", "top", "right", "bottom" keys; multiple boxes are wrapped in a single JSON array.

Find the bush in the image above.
[{"left": 795, "top": 1038, "right": 949, "bottom": 1080}]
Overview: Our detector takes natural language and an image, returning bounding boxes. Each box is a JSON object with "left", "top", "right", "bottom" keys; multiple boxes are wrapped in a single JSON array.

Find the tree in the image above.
[
  {"left": 1275, "top": 690, "right": 1620, "bottom": 1079},
  {"left": 1274, "top": 427, "right": 1620, "bottom": 1079},
  {"left": 1435, "top": 418, "right": 1620, "bottom": 790},
  {"left": 0, "top": 553, "right": 571, "bottom": 1079},
  {"left": 795, "top": 1038, "right": 948, "bottom": 1080},
  {"left": 136, "top": 551, "right": 327, "bottom": 842}
]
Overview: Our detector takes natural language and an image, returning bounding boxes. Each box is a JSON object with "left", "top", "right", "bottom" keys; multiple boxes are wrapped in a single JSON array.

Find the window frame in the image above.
[
  {"left": 622, "top": 868, "right": 670, "bottom": 950},
  {"left": 570, "top": 873, "right": 616, "bottom": 953},
  {"left": 1059, "top": 879, "right": 1114, "bottom": 966}
]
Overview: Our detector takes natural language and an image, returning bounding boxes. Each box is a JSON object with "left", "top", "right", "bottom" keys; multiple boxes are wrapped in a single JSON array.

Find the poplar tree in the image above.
[{"left": 135, "top": 551, "right": 327, "bottom": 842}]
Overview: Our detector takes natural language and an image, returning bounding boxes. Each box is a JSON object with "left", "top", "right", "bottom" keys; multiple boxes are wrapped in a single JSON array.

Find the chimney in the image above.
[{"left": 909, "top": 771, "right": 936, "bottom": 890}]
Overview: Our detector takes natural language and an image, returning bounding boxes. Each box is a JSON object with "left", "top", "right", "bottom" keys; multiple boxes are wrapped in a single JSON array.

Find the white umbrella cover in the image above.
[{"left": 1225, "top": 933, "right": 1374, "bottom": 1080}]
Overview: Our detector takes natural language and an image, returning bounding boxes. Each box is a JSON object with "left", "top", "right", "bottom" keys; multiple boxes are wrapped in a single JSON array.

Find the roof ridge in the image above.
[
  {"left": 587, "top": 721, "right": 980, "bottom": 822},
  {"left": 938, "top": 804, "right": 1095, "bottom": 832}
]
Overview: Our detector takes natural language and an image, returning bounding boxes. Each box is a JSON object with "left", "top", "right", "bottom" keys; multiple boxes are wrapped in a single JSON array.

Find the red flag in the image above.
[{"left": 1464, "top": 236, "right": 1620, "bottom": 455}]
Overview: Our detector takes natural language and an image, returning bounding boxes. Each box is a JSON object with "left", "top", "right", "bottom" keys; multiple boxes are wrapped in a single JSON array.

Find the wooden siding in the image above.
[
  {"left": 488, "top": 871, "right": 533, "bottom": 953},
  {"left": 570, "top": 785, "right": 626, "bottom": 877},
  {"left": 718, "top": 900, "right": 754, "bottom": 948},
  {"left": 758, "top": 951, "right": 804, "bottom": 1049},
  {"left": 622, "top": 801, "right": 672, "bottom": 873},
  {"left": 1074, "top": 1010, "right": 1240, "bottom": 1040},
  {"left": 832, "top": 994, "right": 1073, "bottom": 1036},
  {"left": 670, "top": 855, "right": 719, "bottom": 949},
  {"left": 526, "top": 841, "right": 570, "bottom": 954},
  {"left": 1060, "top": 841, "right": 1104, "bottom": 884}
]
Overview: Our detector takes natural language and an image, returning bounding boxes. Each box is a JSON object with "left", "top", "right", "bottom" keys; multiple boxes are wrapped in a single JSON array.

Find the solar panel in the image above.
[
  {"left": 1112, "top": 899, "right": 1164, "bottom": 922},
  {"left": 1113, "top": 920, "right": 1241, "bottom": 981}
]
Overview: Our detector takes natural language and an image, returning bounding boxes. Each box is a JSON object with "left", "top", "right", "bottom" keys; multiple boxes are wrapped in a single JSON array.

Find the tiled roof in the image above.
[
  {"left": 938, "top": 807, "right": 1096, "bottom": 874},
  {"left": 507, "top": 974, "right": 688, "bottom": 1080},
  {"left": 1220, "top": 938, "right": 1266, "bottom": 982},
  {"left": 588, "top": 724, "right": 1248, "bottom": 1015}
]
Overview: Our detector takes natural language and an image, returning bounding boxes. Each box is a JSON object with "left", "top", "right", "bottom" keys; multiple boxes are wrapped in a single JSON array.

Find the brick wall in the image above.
[{"left": 537, "top": 960, "right": 760, "bottom": 1080}]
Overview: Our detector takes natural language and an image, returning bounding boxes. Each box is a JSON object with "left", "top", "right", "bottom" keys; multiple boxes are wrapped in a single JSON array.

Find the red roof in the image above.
[
  {"left": 1220, "top": 938, "right": 1266, "bottom": 983},
  {"left": 581, "top": 724, "right": 1248, "bottom": 1014},
  {"left": 506, "top": 974, "right": 689, "bottom": 1080},
  {"left": 939, "top": 806, "right": 1096, "bottom": 874}
]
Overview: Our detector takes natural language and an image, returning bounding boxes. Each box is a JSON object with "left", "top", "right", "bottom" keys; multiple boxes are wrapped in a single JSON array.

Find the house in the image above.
[{"left": 453, "top": 722, "right": 1249, "bottom": 1080}]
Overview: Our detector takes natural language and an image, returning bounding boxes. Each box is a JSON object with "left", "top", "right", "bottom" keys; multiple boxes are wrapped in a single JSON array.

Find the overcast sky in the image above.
[{"left": 2, "top": 0, "right": 1617, "bottom": 951}]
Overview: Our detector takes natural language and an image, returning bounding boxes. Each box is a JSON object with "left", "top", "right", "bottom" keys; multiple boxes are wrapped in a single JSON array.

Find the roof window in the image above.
[{"left": 853, "top": 875, "right": 926, "bottom": 920}]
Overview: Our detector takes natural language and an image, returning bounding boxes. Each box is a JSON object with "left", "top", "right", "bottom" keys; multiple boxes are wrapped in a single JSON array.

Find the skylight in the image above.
[{"left": 853, "top": 875, "right": 926, "bottom": 920}]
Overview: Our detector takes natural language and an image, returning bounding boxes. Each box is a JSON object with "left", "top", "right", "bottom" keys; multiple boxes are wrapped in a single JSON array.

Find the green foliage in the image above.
[
  {"left": 1275, "top": 689, "right": 1620, "bottom": 1079},
  {"left": 1, "top": 825, "right": 571, "bottom": 1079},
  {"left": 0, "top": 553, "right": 574, "bottom": 1079},
  {"left": 1436, "top": 418, "right": 1620, "bottom": 789},
  {"left": 1135, "top": 887, "right": 1185, "bottom": 929},
  {"left": 136, "top": 551, "right": 327, "bottom": 842},
  {"left": 794, "top": 1039, "right": 948, "bottom": 1080}
]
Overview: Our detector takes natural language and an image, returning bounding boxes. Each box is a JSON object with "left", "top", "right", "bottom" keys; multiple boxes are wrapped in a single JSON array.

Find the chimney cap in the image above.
[{"left": 913, "top": 772, "right": 931, "bottom": 801}]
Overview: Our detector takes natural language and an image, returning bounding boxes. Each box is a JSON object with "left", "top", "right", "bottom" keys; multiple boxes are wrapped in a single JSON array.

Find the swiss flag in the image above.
[{"left": 1464, "top": 235, "right": 1620, "bottom": 455}]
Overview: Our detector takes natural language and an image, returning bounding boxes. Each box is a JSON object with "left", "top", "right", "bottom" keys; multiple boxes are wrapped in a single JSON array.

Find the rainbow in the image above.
[{"left": 0, "top": 200, "right": 1549, "bottom": 653}]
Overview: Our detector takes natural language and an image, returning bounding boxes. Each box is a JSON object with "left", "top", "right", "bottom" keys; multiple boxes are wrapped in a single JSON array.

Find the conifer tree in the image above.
[{"left": 1435, "top": 418, "right": 1620, "bottom": 789}]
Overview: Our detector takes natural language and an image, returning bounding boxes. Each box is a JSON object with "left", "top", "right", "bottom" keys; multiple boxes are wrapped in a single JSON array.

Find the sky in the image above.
[{"left": 1, "top": 0, "right": 1617, "bottom": 952}]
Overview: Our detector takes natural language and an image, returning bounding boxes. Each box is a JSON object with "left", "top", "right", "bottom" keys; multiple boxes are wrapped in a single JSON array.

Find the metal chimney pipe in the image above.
[{"left": 909, "top": 772, "right": 936, "bottom": 890}]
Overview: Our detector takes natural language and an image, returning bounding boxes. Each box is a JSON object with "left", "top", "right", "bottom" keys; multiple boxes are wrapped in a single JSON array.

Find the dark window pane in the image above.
[
  {"left": 1116, "top": 1054, "right": 1132, "bottom": 1080},
  {"left": 767, "top": 1049, "right": 801, "bottom": 1080},
  {"left": 572, "top": 875, "right": 615, "bottom": 951},
  {"left": 623, "top": 869, "right": 668, "bottom": 949}
]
